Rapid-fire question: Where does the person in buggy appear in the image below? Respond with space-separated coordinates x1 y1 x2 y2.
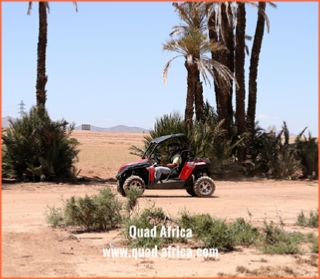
154 142 181 183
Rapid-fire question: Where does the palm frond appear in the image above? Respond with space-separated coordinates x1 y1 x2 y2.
209 59 238 89
162 55 182 85
27 2 32 15
73 2 78 12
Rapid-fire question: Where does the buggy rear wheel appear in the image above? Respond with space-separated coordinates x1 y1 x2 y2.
123 175 145 196
193 176 215 197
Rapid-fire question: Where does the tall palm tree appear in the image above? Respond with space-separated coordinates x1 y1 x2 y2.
27 2 78 110
163 2 236 132
234 2 247 161
206 1 275 161
246 2 276 156
172 2 207 125
27 2 49 109
206 2 238 136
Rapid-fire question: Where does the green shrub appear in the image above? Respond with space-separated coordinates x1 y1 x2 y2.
46 205 64 227
124 186 143 218
178 211 235 251
2 106 80 182
310 236 318 253
129 106 244 177
230 218 260 246
250 122 318 180
65 187 122 231
295 133 318 179
257 221 305 254
121 204 179 249
188 119 244 176
47 191 318 255
46 187 123 231
295 209 318 228
129 111 184 157
250 122 302 179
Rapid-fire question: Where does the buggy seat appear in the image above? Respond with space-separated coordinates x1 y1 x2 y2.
165 149 190 180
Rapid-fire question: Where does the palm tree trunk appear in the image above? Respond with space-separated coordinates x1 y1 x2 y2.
194 80 204 123
246 2 266 155
208 11 221 120
226 6 235 129
222 5 235 133
235 2 246 162
208 6 231 137
184 62 196 132
36 2 48 109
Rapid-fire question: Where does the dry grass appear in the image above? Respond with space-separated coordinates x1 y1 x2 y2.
72 131 146 178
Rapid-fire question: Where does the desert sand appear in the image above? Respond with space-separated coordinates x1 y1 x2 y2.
1 131 318 277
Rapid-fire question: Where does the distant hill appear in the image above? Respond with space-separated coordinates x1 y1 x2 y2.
1 116 148 132
75 124 149 133
2 117 302 135
276 130 297 137
2 116 16 128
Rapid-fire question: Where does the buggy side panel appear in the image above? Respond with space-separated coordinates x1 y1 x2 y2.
179 162 196 180
146 166 156 183
179 159 211 180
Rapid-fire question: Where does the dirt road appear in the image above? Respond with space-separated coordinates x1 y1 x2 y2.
2 179 318 277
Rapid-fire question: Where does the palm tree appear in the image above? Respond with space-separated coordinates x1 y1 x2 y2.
246 2 276 156
27 2 78 110
163 2 236 132
234 2 247 161
206 1 275 161
206 2 238 136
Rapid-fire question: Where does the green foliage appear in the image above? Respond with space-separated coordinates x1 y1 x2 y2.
151 111 186 137
47 189 317 256
295 132 318 179
179 211 214 235
130 108 316 179
188 120 244 175
249 122 318 180
121 204 179 249
178 210 316 255
2 106 80 182
229 218 260 246
46 205 64 227
250 122 302 179
124 186 143 218
310 235 318 253
257 221 306 254
129 111 184 157
179 211 236 251
295 209 318 228
130 105 244 177
46 187 123 231
64 187 123 231
179 212 259 251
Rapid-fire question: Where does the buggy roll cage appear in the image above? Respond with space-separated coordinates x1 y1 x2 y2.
141 133 192 160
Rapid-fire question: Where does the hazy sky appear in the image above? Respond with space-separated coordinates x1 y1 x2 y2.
2 1 318 135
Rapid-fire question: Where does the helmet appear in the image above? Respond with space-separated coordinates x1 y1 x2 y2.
168 143 180 154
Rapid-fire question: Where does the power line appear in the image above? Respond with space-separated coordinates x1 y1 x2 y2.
18 100 26 117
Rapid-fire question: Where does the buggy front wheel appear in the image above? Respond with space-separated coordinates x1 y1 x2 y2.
123 175 145 196
193 176 215 197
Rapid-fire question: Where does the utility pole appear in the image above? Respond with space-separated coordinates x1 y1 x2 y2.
18 100 26 117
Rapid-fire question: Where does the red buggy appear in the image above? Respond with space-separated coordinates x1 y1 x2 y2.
116 133 216 197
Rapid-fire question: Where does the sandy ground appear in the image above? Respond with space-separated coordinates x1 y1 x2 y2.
1 131 319 277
